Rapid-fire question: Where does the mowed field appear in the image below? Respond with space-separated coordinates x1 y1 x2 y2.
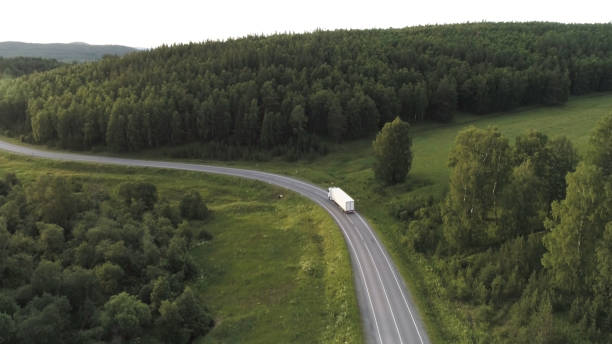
0 153 362 344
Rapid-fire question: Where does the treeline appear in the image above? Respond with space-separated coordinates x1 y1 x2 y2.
0 42 137 63
0 57 64 78
396 115 612 342
0 174 214 343
1 23 612 157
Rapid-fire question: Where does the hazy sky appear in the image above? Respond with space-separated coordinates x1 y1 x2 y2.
3 0 611 48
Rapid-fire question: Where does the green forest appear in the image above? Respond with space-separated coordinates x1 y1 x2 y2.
1 22 612 159
0 42 137 63
0 57 63 79
0 174 214 343
397 114 612 342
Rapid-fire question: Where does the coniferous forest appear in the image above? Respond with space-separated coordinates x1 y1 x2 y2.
0 22 611 159
0 57 64 79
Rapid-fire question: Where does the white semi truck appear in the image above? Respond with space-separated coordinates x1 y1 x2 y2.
328 187 355 213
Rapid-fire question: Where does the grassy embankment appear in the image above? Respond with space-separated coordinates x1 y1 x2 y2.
0 152 363 343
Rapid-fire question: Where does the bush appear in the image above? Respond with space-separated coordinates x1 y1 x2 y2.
179 191 209 220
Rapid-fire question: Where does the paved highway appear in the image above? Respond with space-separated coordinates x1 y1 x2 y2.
0 139 430 344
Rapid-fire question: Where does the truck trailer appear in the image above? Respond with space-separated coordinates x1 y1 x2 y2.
328 187 355 213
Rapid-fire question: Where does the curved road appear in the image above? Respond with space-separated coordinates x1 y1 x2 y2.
0 139 430 344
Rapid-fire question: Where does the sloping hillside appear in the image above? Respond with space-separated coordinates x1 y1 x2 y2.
0 41 137 62
0 57 64 78
0 23 611 158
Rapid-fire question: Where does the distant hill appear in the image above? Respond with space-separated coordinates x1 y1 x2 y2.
0 41 138 62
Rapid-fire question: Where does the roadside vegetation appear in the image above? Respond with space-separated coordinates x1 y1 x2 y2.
0 154 362 344
178 93 611 343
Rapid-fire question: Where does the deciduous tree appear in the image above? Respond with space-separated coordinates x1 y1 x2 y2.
443 127 512 249
372 117 413 184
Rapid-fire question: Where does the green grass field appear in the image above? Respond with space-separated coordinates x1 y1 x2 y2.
2 92 610 343
0 153 362 344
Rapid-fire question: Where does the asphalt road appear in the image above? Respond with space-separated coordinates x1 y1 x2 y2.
0 139 430 344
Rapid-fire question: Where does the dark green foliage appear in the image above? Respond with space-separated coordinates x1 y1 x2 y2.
372 117 413 185
542 163 611 294
26 175 78 229
179 190 209 220
514 130 578 204
0 293 18 315
501 161 547 238
399 122 611 342
15 294 71 344
37 223 64 258
398 82 428 122
588 114 612 176
154 287 212 343
2 23 612 156
61 266 98 308
31 260 62 296
443 126 512 250
172 287 214 339
0 173 214 343
0 57 63 78
118 181 158 217
429 76 457 122
101 292 151 340
547 136 580 201
0 312 16 343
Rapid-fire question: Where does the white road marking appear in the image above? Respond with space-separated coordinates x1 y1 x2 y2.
363 234 405 344
347 216 365 241
357 214 425 344
319 202 384 344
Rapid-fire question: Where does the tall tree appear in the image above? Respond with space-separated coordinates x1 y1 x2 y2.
443 127 512 249
430 76 457 122
542 163 611 294
106 100 129 152
100 292 151 340
372 117 413 185
587 114 612 176
26 175 77 229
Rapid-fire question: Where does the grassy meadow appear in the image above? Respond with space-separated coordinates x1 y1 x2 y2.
0 152 362 344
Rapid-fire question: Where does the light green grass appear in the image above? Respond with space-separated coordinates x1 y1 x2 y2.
193 185 360 343
0 152 363 344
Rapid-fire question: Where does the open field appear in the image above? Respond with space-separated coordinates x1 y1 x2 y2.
0 152 362 343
